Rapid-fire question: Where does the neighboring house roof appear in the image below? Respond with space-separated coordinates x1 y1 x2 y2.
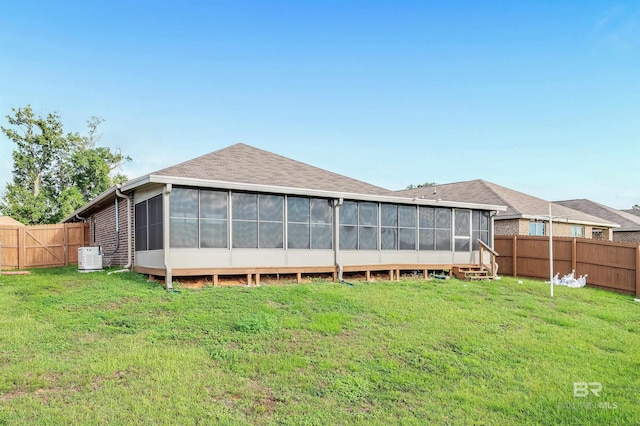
555 200 640 232
0 216 25 226
621 209 640 218
396 179 618 228
153 143 391 196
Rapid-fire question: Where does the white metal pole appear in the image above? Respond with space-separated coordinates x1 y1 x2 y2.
549 203 553 298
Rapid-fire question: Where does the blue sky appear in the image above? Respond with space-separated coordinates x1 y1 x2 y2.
1 1 638 208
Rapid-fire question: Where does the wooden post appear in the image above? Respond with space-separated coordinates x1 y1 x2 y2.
63 223 69 266
332 271 337 281
296 272 302 283
212 274 218 286
246 273 252 286
423 269 428 279
18 226 26 270
572 238 577 273
365 270 371 282
388 269 393 281
255 273 261 286
636 245 640 299
512 236 518 277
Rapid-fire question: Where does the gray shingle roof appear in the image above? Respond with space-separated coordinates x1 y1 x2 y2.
152 143 391 196
555 200 640 232
621 209 640 218
396 179 616 227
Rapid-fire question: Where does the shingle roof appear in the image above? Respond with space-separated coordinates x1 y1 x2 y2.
0 216 25 226
152 143 391 196
395 179 616 227
555 200 640 232
621 209 640 218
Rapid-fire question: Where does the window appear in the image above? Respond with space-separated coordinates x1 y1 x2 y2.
529 222 545 236
170 188 228 248
419 207 435 250
310 198 332 249
259 195 284 248
200 190 228 248
135 201 148 251
435 208 452 250
571 225 584 238
170 188 198 248
231 192 283 249
287 197 333 249
339 201 358 249
472 211 490 250
420 207 452 250
398 205 416 250
358 202 378 250
135 194 163 251
381 204 398 250
148 195 164 250
339 201 379 250
454 210 471 252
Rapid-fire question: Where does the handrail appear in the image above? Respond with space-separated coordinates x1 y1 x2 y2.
478 239 499 256
478 239 499 278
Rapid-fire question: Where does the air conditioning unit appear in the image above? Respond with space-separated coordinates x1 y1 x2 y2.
78 246 103 272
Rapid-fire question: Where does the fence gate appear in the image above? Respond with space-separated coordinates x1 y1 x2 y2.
0 223 89 270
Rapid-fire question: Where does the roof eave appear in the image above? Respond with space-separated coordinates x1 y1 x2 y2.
519 214 619 228
61 185 119 223
146 175 508 211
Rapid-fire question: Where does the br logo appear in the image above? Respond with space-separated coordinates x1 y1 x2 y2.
573 382 602 397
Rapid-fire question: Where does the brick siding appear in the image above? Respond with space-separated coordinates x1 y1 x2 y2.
89 196 134 267
495 218 600 239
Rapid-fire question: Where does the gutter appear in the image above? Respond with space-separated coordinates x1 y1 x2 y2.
333 198 344 282
115 186 132 269
163 184 173 290
126 174 507 212
107 186 133 275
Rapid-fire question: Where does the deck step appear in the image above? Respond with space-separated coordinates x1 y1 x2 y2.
452 266 493 281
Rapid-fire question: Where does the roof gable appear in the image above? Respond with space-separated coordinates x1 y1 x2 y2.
555 200 640 231
395 179 616 227
152 143 391 196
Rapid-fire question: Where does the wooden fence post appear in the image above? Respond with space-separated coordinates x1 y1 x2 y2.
636 245 640 299
513 236 518 277
63 223 68 266
18 226 26 270
572 238 577 273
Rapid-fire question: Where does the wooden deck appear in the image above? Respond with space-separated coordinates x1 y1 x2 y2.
134 264 475 285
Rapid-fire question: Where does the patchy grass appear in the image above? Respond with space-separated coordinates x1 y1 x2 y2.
0 267 639 424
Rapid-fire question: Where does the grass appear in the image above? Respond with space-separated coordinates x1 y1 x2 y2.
0 267 639 425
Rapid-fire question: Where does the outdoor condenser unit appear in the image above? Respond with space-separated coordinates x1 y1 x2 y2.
78 246 103 271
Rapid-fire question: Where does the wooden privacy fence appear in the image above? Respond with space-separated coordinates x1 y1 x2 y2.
495 235 640 297
0 223 89 270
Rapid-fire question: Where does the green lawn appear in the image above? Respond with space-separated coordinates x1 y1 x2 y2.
0 267 638 425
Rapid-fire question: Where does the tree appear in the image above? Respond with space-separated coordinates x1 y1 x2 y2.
406 182 437 190
633 205 640 210
1 106 131 224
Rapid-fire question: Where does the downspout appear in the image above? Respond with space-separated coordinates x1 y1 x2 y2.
163 184 173 290
333 198 344 282
107 187 133 274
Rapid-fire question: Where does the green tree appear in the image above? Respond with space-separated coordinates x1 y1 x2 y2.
406 182 437 190
1 106 130 224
